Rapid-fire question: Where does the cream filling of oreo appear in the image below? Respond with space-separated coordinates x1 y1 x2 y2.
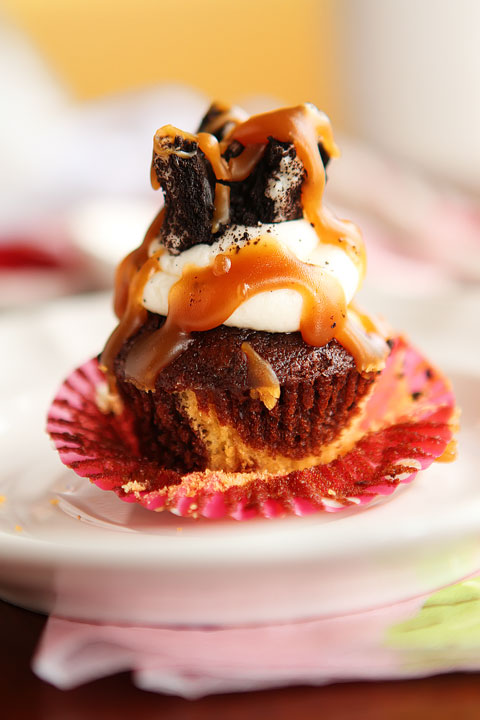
143 219 360 334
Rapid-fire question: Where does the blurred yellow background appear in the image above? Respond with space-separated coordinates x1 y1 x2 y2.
2 0 479 191
3 0 336 110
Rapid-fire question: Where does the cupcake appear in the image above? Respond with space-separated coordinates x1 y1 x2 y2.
100 103 389 475
47 102 457 518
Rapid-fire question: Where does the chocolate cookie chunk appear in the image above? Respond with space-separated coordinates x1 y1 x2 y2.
152 134 216 253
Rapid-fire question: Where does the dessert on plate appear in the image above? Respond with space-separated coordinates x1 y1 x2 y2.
47 102 457 519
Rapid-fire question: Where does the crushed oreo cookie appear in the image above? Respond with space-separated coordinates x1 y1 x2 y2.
226 138 305 225
153 105 332 254
152 134 216 254
197 102 248 141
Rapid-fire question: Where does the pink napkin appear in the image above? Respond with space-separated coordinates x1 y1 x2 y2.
33 574 480 698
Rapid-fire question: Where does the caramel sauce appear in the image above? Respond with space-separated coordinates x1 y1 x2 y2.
101 209 165 380
336 311 390 375
200 102 249 136
100 252 162 384
228 144 267 181
197 132 266 183
103 104 386 393
124 319 192 390
113 208 165 319
151 126 198 191
211 183 230 233
241 341 280 410
436 439 458 463
123 235 347 391
196 132 265 232
229 104 365 277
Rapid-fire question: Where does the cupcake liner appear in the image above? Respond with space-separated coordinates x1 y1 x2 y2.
47 337 457 520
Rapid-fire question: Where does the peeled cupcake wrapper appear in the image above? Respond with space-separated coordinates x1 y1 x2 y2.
47 337 456 520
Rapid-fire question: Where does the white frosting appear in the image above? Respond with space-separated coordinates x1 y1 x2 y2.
143 219 360 334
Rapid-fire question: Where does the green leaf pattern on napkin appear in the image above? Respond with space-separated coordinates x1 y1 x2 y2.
386 576 480 671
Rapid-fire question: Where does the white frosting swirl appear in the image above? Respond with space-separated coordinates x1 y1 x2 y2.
143 219 360 334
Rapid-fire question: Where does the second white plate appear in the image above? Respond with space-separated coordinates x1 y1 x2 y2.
0 292 479 626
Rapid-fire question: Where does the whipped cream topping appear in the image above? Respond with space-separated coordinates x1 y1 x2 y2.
143 219 360 334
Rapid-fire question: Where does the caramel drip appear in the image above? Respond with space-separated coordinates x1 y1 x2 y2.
200 102 249 136
211 183 230 233
196 132 265 231
228 144 267 181
113 208 165 319
230 104 365 277
151 130 267 234
197 132 266 183
100 252 162 382
153 125 198 156
101 209 165 381
150 159 160 191
241 341 281 410
336 311 390 375
436 439 457 463
151 125 198 190
124 321 193 390
124 235 347 391
106 105 384 393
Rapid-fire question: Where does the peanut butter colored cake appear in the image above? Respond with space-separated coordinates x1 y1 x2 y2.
100 103 391 475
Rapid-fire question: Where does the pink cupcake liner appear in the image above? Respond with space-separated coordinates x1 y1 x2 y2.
46 338 457 520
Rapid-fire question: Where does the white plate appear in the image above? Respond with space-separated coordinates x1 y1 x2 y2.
0 292 479 626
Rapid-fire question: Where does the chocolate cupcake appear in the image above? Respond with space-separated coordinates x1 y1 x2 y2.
48 102 458 520
101 103 391 476
114 319 377 474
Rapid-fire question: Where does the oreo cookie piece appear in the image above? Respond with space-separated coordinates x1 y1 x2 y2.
197 102 248 141
153 106 333 255
227 138 305 225
152 133 216 254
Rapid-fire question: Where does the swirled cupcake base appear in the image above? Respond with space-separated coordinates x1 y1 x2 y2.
46 337 457 520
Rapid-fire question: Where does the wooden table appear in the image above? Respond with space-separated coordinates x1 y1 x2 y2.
2 599 480 720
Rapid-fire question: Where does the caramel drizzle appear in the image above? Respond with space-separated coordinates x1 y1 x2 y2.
124 235 347 391
229 104 365 277
241 341 280 410
197 133 266 231
100 209 165 379
103 105 386 393
151 125 266 233
151 104 366 278
113 208 165 320
150 125 198 191
151 106 365 277
200 102 249 136
436 439 457 463
336 310 390 374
